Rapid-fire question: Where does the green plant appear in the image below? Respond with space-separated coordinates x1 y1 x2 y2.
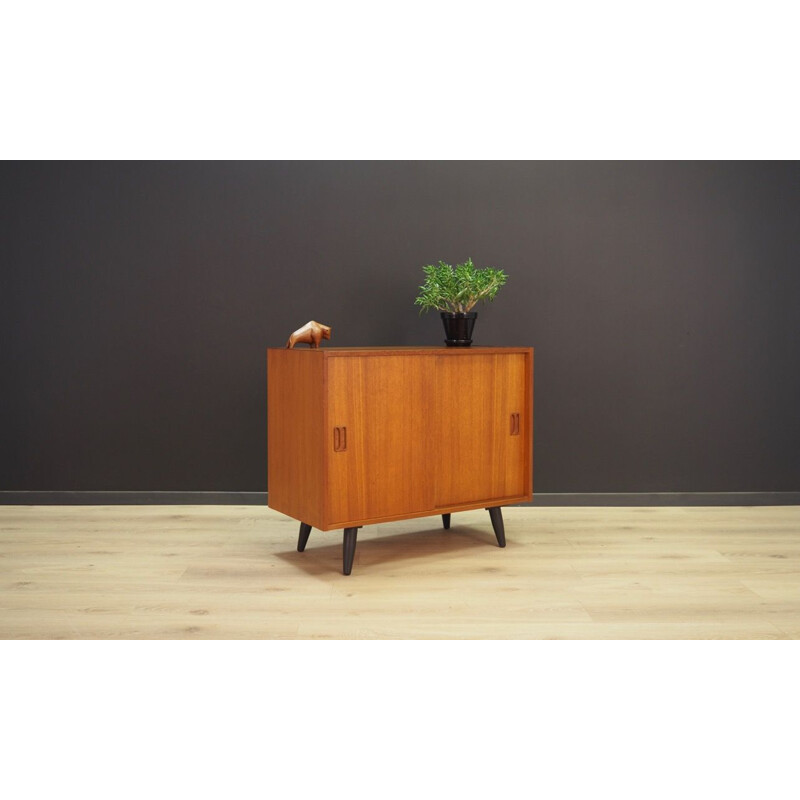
414 258 508 314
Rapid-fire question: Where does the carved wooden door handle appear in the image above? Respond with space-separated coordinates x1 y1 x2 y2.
333 426 347 452
510 413 520 436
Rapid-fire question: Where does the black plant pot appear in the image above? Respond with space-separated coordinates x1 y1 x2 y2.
441 312 477 347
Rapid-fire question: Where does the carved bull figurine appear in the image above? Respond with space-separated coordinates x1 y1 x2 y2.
286 320 332 349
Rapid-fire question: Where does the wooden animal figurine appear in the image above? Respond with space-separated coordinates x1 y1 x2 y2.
286 320 332 349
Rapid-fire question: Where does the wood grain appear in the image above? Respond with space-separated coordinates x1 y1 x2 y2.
326 354 434 525
1 505 798 639
267 347 533 532
266 349 325 528
433 353 529 507
320 347 533 355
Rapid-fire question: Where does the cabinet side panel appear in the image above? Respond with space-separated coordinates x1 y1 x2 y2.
528 349 534 498
267 350 324 527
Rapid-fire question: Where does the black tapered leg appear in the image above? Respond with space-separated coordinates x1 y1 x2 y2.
487 507 506 548
343 528 358 575
442 513 451 530
297 522 312 552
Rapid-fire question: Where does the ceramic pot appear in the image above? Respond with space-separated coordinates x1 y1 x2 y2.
440 312 477 347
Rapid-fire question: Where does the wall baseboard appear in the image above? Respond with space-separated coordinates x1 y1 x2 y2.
531 492 800 506
1 491 798 506
0 492 266 505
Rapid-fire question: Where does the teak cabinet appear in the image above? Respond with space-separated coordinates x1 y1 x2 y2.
267 347 533 574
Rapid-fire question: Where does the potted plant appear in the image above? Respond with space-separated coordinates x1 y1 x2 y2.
414 258 508 346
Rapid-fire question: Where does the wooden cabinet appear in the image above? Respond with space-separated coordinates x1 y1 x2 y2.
267 347 533 574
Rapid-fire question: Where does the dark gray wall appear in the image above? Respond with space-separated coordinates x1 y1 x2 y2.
2 162 799 494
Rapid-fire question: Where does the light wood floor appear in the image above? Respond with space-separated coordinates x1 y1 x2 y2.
1 505 798 639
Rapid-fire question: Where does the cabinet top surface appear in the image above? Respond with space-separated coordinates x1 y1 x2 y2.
268 346 533 355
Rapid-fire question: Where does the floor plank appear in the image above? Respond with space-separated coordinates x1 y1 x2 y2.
1 505 798 639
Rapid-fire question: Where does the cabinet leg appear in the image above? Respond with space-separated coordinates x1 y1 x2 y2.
442 513 451 530
343 528 358 575
297 522 312 552
487 507 506 548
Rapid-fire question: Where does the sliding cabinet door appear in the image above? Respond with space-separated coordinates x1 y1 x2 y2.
325 355 434 526
434 353 528 508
